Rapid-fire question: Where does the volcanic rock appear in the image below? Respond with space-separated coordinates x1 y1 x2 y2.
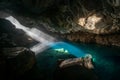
54 57 99 80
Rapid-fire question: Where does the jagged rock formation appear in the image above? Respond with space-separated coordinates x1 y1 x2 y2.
21 0 56 13
0 0 120 47
38 0 120 34
59 31 120 46
18 0 120 46
0 1 120 80
54 57 98 80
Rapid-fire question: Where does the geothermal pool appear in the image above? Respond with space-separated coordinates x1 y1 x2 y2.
22 42 120 80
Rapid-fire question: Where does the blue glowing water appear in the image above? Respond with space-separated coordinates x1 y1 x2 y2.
30 41 120 80
50 42 86 57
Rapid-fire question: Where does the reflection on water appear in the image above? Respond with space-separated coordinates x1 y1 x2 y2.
23 42 120 80
2 13 120 80
49 42 86 57
71 42 120 80
34 42 120 80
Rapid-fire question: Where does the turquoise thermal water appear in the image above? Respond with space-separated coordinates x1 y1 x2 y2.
50 42 86 57
32 41 120 80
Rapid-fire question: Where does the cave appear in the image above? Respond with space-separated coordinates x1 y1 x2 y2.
0 0 120 80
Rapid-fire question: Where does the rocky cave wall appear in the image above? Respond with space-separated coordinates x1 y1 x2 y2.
20 0 120 33
0 0 120 46
0 1 120 80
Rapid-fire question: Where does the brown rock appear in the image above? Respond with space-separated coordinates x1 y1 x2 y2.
54 57 99 80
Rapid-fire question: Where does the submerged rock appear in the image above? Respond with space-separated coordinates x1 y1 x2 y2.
54 57 98 80
0 47 35 79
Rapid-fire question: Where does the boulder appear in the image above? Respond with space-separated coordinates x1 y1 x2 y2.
54 57 99 80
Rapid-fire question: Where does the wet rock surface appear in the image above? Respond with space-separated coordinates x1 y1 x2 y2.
60 32 120 47
54 57 98 80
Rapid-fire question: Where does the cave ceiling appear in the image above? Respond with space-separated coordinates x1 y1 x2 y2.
0 0 120 34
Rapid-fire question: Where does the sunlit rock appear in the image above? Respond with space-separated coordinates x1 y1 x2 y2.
0 0 120 47
78 14 102 30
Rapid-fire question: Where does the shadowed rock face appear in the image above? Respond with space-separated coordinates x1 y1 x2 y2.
0 0 120 46
0 47 35 80
32 0 120 34
0 18 37 80
54 57 99 80
0 1 119 80
54 65 98 80
21 0 56 13
0 18 37 47
60 31 120 47
0 13 44 80
9 0 120 46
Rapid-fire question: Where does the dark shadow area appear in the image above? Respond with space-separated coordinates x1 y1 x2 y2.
54 65 99 80
0 1 120 80
0 18 39 48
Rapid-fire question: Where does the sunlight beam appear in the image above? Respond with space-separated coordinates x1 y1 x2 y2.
5 16 56 55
